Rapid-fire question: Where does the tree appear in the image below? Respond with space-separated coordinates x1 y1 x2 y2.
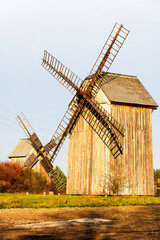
154 169 160 182
0 161 24 192
104 160 130 195
50 166 67 193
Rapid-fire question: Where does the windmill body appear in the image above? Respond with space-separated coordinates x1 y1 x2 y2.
67 73 158 195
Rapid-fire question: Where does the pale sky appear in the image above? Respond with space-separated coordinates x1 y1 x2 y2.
0 0 159 175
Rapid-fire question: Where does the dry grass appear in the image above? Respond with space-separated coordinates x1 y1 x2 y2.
0 193 160 208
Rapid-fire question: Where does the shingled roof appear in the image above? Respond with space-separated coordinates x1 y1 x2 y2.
8 139 33 158
101 73 158 109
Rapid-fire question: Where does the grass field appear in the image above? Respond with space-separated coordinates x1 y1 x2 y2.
0 193 160 208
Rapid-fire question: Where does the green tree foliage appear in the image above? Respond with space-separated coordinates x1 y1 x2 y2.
0 161 50 193
50 166 67 193
154 169 160 182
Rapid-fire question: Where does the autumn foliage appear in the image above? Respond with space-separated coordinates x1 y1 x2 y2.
0 161 50 193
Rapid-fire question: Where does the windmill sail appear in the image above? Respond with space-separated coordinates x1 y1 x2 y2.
17 113 54 172
50 97 85 162
42 50 83 94
41 23 129 163
89 23 129 76
24 153 38 168
80 99 123 158
86 23 130 95
84 97 124 136
17 113 43 151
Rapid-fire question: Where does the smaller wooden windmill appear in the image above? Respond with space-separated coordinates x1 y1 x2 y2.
16 113 65 190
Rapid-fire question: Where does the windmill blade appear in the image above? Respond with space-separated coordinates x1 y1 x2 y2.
17 113 43 152
17 112 57 153
48 107 73 163
86 23 129 95
17 113 54 170
24 153 38 168
42 50 83 94
84 97 124 137
40 155 54 174
80 98 123 158
69 94 124 158
50 97 85 163
44 139 57 153
90 23 129 76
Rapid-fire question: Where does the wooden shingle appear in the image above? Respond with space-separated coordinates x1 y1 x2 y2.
101 73 158 109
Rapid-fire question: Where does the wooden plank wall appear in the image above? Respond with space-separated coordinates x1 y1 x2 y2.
109 105 154 195
67 114 107 195
67 90 109 195
11 157 26 166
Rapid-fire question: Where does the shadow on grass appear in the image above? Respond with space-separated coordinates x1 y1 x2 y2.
18 210 113 240
19 235 62 240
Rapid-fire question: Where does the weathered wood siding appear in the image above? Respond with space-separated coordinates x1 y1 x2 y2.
67 92 154 195
67 90 110 195
109 104 154 195
67 115 107 195
11 157 26 166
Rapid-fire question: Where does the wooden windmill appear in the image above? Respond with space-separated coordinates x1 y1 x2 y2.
16 112 65 190
40 23 130 190
17 23 129 192
41 22 158 196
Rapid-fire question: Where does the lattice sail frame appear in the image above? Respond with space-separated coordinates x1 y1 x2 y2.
89 23 129 76
41 23 129 164
42 50 83 95
81 23 130 95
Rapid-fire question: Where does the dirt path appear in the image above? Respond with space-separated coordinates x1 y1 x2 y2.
0 206 160 239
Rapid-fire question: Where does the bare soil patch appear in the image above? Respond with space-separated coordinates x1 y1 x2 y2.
0 206 160 239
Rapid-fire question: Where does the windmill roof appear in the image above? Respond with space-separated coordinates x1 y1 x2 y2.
8 139 33 158
101 73 158 108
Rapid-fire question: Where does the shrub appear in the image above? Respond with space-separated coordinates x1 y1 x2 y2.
0 161 24 192
0 180 11 193
23 168 49 194
0 161 49 193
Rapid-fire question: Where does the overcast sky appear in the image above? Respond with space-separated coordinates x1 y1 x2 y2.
0 0 159 174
